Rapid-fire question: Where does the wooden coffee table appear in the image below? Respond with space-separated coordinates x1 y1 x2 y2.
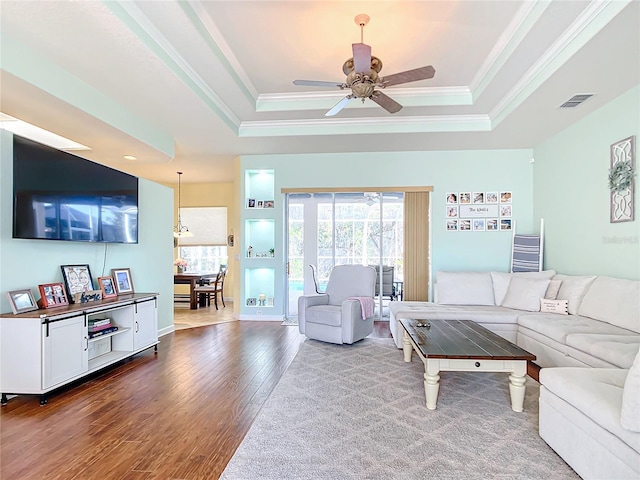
400 319 536 412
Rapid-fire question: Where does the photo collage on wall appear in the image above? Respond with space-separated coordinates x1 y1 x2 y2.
445 191 512 231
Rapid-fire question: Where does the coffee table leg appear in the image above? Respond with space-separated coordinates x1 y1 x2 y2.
508 362 527 412
402 330 413 362
424 360 441 410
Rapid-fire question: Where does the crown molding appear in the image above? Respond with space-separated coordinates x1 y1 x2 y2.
239 114 490 137
490 0 630 127
470 0 551 101
106 0 240 131
180 1 258 103
256 87 473 112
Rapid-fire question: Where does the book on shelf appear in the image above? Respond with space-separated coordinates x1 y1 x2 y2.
88 326 118 338
89 323 114 333
89 318 111 327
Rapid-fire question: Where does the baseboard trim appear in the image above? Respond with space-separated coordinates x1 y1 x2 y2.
158 325 175 337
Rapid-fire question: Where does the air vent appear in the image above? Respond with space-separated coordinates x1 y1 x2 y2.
559 94 594 108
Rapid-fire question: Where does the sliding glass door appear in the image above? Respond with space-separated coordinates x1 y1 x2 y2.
286 192 403 319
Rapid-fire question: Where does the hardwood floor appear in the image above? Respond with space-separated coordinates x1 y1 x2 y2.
1 320 392 480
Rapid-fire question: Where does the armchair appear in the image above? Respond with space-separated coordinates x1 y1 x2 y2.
298 265 376 344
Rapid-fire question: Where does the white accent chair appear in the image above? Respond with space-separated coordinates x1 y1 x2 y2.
298 265 376 345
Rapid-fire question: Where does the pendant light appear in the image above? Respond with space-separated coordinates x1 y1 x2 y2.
173 171 193 238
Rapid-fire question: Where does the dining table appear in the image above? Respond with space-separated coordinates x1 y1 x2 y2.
174 272 218 309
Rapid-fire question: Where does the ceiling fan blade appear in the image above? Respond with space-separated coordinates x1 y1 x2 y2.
371 91 403 114
293 80 346 88
352 43 372 74
325 95 354 117
380 65 436 87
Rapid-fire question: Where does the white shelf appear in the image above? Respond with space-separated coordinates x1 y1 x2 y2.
88 350 131 371
88 327 130 343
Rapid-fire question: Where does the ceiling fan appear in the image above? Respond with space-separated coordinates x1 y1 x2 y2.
293 14 436 117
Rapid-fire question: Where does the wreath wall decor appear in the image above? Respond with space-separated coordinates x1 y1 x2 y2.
609 135 635 223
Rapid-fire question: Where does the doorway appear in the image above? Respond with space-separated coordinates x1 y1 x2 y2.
286 191 404 320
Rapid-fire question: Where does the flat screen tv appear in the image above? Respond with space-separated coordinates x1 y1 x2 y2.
13 135 139 243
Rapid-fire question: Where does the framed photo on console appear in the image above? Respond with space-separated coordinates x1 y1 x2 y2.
111 268 134 295
98 276 118 298
6 289 38 314
38 282 69 308
61 264 94 303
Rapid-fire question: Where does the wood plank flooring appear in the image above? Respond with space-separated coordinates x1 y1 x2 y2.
1 319 391 480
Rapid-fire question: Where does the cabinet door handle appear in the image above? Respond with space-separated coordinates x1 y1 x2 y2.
135 321 139 333
84 336 88 351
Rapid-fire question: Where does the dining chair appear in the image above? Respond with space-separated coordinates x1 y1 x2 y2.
193 270 226 309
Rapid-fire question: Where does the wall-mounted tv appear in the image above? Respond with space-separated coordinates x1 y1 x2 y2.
12 135 139 243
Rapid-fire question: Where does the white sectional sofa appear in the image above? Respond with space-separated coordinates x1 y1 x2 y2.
389 270 640 479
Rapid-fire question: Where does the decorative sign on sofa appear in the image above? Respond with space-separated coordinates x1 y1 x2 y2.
609 135 635 223
446 191 512 231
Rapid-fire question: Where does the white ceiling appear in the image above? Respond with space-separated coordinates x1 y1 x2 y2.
1 1 638 184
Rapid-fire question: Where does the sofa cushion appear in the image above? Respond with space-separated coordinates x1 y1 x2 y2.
578 276 640 334
436 271 495 305
554 274 597 315
490 270 556 305
565 334 640 369
517 313 634 344
621 350 640 432
540 367 639 455
545 279 562 300
306 305 342 327
390 302 525 325
501 277 551 312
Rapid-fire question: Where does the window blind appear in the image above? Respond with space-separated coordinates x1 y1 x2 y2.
178 207 227 246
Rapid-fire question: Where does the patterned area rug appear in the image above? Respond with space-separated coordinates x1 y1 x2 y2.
221 338 579 480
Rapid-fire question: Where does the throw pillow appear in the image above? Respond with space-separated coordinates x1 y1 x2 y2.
554 274 597 315
540 298 569 315
490 270 556 306
545 279 562 300
621 349 640 432
436 271 495 305
501 277 551 312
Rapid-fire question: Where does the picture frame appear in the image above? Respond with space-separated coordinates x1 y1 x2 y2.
61 264 94 303
446 206 458 218
486 219 499 231
256 200 264 208
6 289 38 314
459 192 471 204
264 200 274 208
446 193 458 204
500 191 512 203
472 192 485 204
486 192 498 204
247 198 256 208
111 268 134 295
38 282 69 308
98 276 118 298
473 219 486 231
500 219 512 230
500 204 512 217
446 220 458 231
459 219 471 231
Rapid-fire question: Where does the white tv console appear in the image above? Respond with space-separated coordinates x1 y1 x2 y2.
0 293 158 405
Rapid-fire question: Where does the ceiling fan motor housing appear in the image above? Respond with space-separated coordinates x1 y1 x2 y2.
343 55 382 98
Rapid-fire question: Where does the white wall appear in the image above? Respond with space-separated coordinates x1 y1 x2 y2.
533 85 640 280
0 130 175 331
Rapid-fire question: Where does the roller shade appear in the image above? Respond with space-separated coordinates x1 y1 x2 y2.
178 207 227 246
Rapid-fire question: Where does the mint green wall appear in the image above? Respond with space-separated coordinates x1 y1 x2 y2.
0 130 175 331
242 149 534 280
533 85 640 280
